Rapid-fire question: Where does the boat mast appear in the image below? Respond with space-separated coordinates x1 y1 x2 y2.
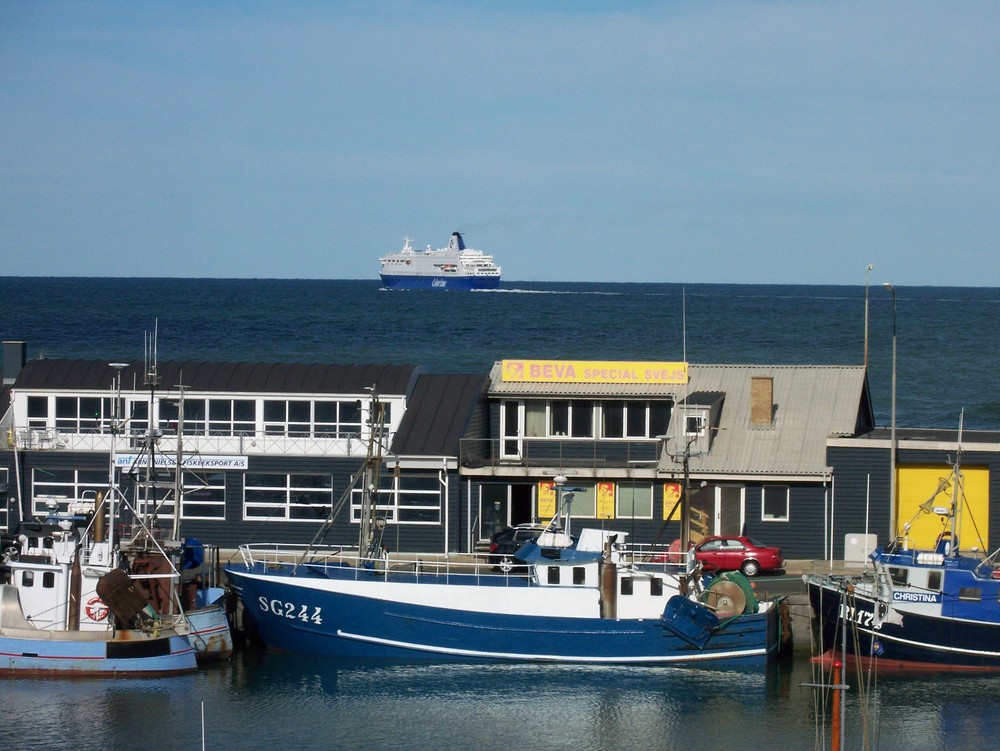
359 387 386 560
950 409 965 557
171 384 186 542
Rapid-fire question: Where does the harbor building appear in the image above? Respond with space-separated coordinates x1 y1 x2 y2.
2 341 998 562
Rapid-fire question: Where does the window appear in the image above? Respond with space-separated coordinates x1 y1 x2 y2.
573 567 586 585
525 402 546 437
560 485 596 518
54 396 115 433
244 473 333 521
651 578 663 597
685 414 706 435
27 396 48 428
548 400 593 438
959 587 982 602
0 468 9 531
263 399 371 438
159 398 207 435
208 399 255 435
349 471 442 526
602 401 673 439
618 482 653 519
32 468 108 516
180 471 227 520
621 577 634 595
761 486 790 522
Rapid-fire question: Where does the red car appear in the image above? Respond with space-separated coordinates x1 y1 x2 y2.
693 535 784 577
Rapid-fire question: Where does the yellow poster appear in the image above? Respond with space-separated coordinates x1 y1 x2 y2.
597 482 615 520
537 481 557 520
663 482 682 520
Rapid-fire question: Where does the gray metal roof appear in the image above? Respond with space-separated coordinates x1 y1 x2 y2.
391 374 489 457
12 358 421 396
674 364 870 478
488 360 870 478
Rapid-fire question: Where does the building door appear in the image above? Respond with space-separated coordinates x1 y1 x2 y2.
480 485 507 540
717 485 745 536
500 401 521 458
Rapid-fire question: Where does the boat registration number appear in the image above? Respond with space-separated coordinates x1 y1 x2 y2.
839 602 877 629
258 597 323 624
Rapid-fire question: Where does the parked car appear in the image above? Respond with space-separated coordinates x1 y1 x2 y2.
693 535 784 577
488 524 551 569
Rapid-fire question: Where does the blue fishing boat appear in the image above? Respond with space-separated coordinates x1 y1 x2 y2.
806 413 1000 670
226 394 790 666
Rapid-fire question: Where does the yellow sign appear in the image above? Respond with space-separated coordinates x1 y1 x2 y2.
502 359 688 385
537 481 557 520
663 482 682 520
597 482 615 520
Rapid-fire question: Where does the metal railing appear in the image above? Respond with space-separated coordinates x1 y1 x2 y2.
459 437 660 473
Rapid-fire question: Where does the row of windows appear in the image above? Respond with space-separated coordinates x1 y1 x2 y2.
30 468 435 524
504 400 673 440
26 396 382 439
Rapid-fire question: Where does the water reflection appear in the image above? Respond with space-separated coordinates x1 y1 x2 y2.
4 653 1000 751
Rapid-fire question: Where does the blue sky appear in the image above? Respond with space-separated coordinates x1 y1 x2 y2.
2 1 997 285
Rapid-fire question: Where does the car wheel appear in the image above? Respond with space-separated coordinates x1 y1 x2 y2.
741 559 760 577
498 556 514 573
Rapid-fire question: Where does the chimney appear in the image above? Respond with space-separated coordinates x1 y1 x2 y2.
3 341 27 385
750 376 774 426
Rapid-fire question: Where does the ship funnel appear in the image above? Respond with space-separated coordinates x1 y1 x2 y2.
449 232 465 251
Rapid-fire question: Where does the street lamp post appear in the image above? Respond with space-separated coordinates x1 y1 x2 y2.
883 283 897 544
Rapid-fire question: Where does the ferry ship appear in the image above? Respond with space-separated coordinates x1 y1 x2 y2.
379 232 501 290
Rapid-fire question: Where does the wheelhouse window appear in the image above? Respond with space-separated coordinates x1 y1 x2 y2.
761 485 790 522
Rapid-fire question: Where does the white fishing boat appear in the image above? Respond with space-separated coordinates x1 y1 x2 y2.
116 337 233 661
0 368 197 676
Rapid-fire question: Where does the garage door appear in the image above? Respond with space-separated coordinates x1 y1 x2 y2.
896 465 989 552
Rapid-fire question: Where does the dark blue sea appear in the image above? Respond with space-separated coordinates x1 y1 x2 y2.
2 277 999 750
2 278 999 430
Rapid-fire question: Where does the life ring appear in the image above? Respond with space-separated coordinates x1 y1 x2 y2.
85 596 109 622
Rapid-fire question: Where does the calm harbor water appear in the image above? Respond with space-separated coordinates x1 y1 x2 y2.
1 277 999 749
3 647 1000 751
